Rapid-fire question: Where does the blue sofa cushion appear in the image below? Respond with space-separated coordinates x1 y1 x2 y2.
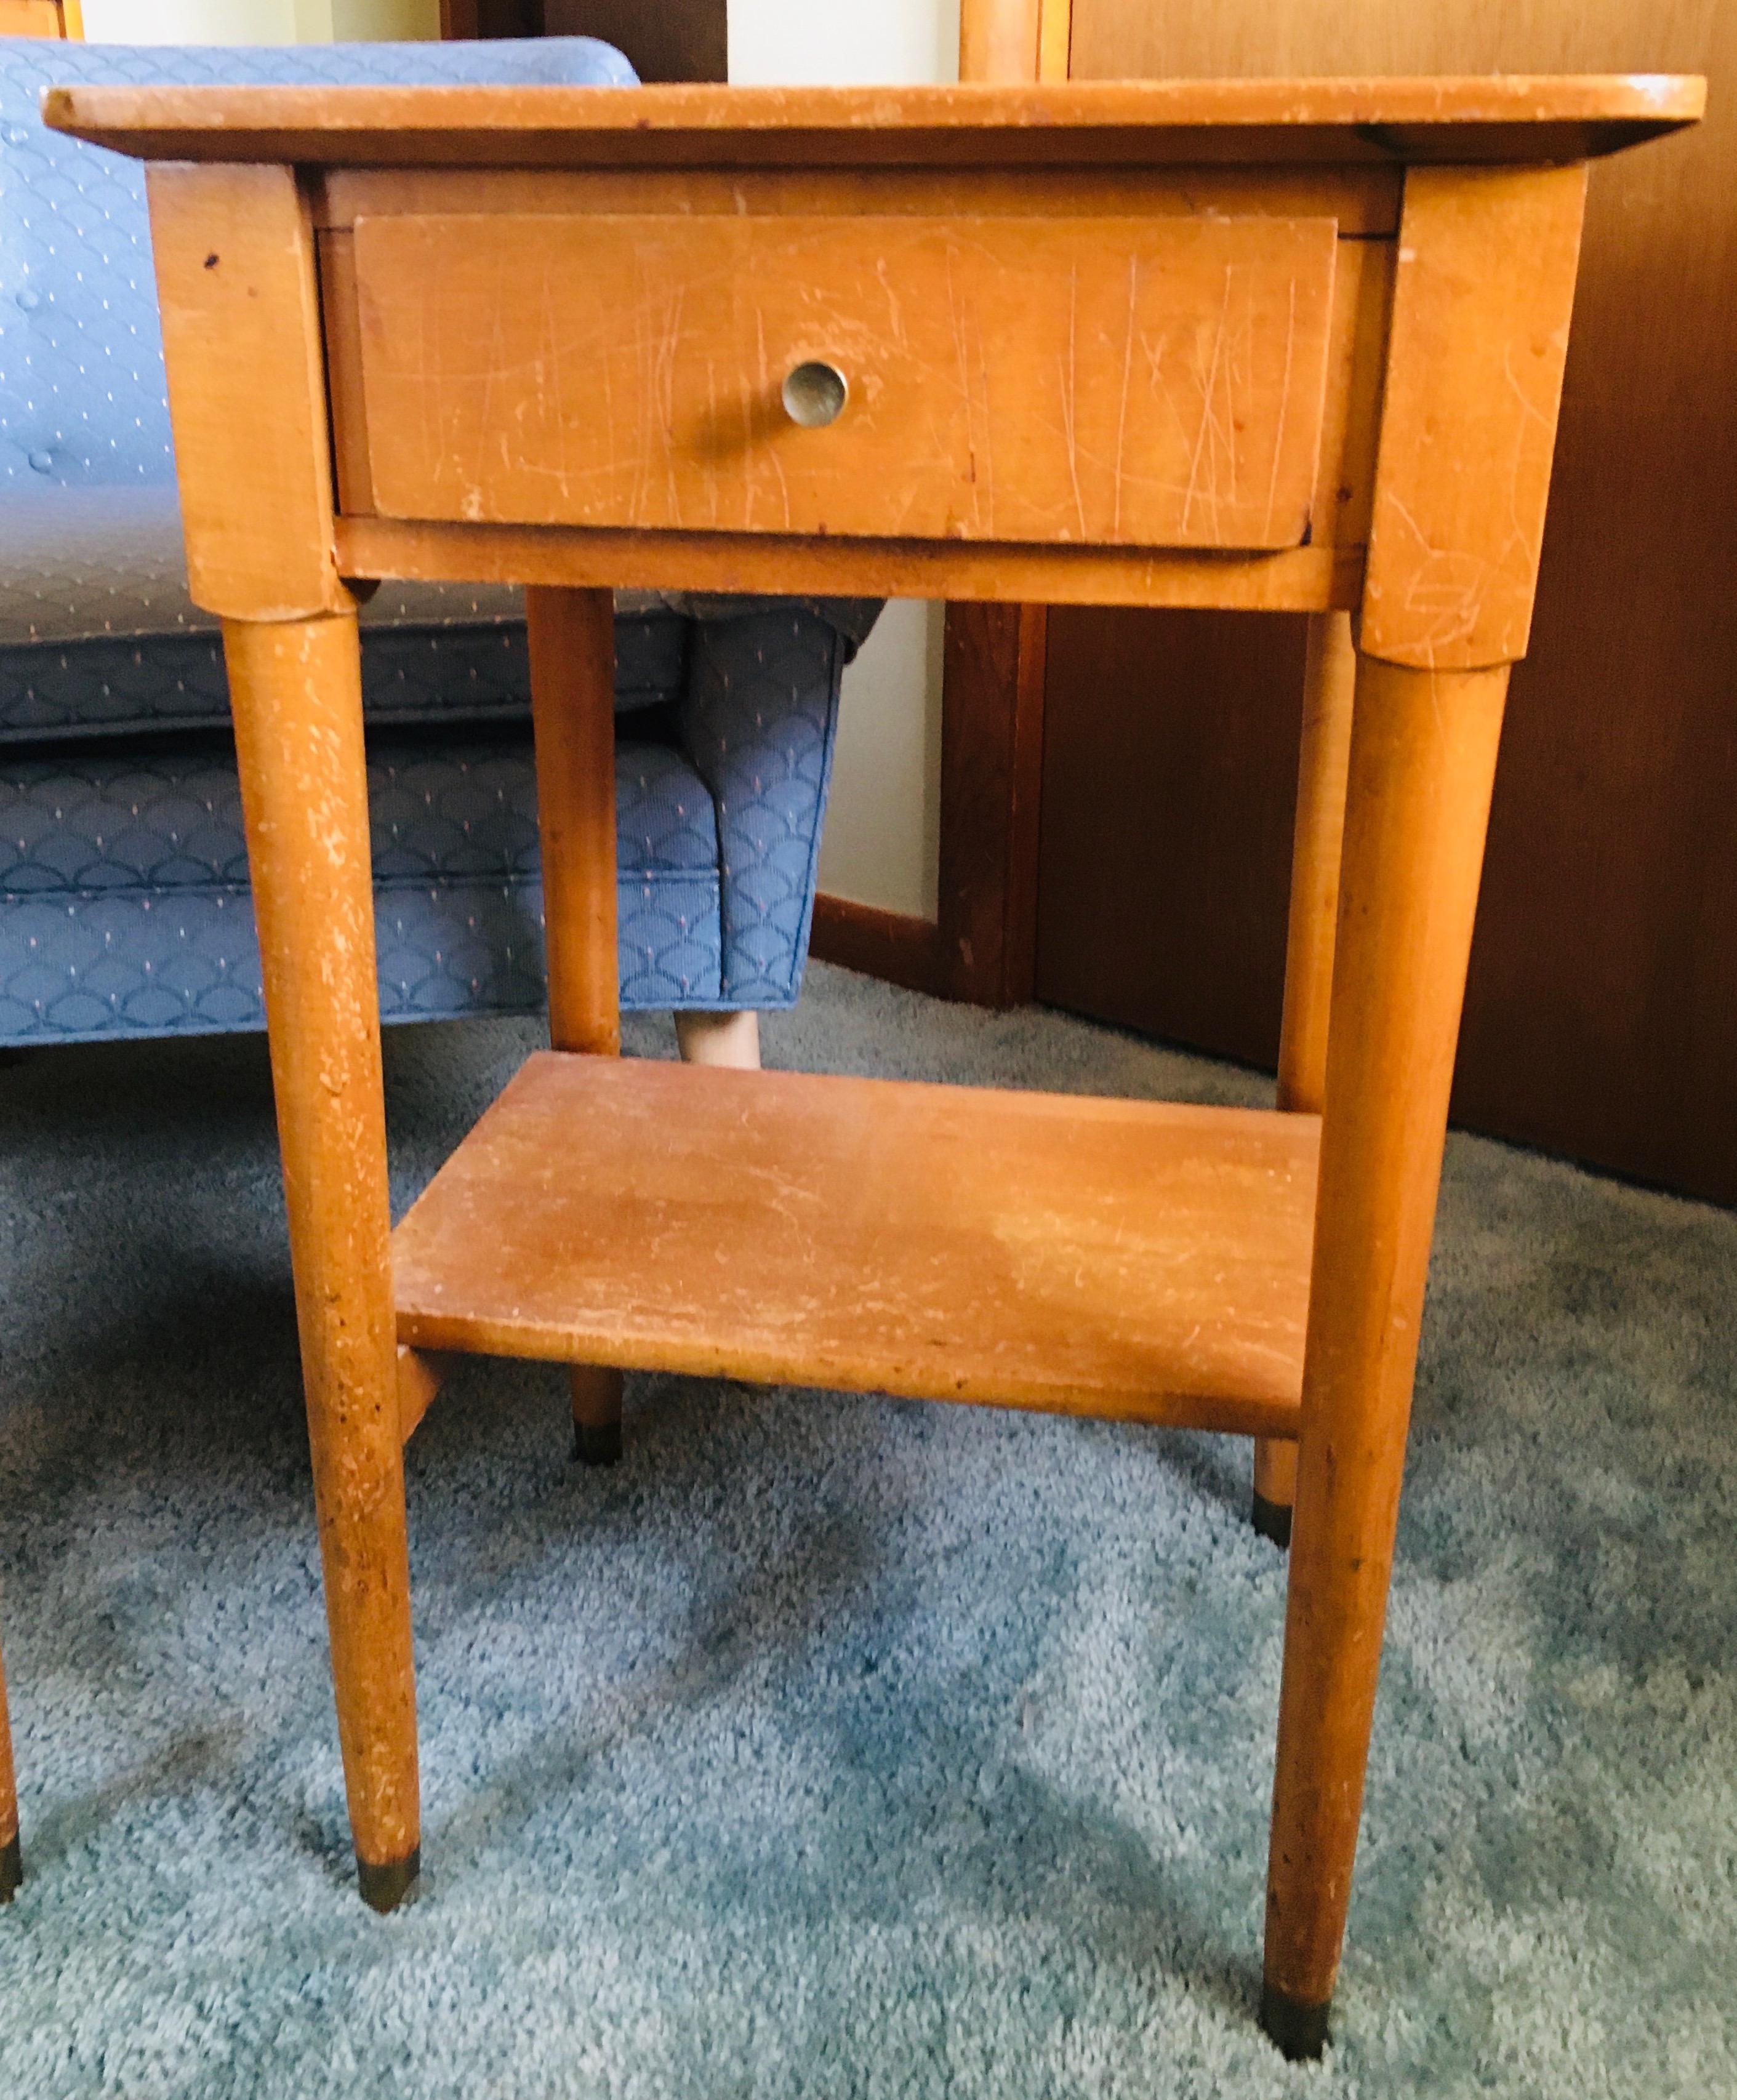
0 483 530 646
0 866 725 1040
0 726 725 1040
0 596 857 1035
0 731 720 894
0 607 688 743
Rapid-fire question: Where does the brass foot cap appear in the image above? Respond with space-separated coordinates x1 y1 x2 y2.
0 1833 20 1904
573 1421 623 1468
356 1846 420 1914
1251 1491 1293 1550
1261 1981 1330 2061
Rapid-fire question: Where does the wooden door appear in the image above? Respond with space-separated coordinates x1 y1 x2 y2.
1038 0 1737 1205
439 0 726 80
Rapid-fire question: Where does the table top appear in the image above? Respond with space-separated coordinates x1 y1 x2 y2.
46 75 1704 172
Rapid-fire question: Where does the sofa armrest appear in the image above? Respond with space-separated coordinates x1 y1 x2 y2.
678 605 873 1007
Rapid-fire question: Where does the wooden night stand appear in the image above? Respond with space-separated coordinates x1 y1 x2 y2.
48 74 1700 2056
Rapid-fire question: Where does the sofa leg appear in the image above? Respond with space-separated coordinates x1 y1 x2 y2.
675 1011 761 1069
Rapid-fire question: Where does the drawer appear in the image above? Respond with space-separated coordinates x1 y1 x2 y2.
348 210 1338 551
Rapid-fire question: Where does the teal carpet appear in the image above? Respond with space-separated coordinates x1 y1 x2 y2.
0 964 1732 2098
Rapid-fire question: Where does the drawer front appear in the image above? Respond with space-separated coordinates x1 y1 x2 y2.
350 210 1338 551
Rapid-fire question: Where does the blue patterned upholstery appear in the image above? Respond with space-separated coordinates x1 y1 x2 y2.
0 34 878 1037
684 610 846 1006
0 729 728 1039
0 591 862 1039
0 611 689 743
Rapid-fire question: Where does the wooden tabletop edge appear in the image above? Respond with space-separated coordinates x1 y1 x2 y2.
42 74 1707 140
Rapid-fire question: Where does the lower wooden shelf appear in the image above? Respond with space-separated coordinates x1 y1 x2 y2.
391 1053 1318 1438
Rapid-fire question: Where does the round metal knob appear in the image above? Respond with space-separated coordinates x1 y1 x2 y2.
781 359 848 429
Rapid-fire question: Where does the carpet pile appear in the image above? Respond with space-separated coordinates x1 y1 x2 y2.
0 964 1731 2096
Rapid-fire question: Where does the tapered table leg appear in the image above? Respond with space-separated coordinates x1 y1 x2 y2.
1262 654 1510 2056
526 585 627 1465
1257 609 1359 1547
225 611 419 1912
0 1633 20 1902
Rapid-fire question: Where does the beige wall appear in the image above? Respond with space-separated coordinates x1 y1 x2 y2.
324 0 436 36
731 0 957 921
81 0 436 40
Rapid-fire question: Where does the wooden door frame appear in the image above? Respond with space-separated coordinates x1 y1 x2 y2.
0 0 82 36
440 0 542 36
936 0 1069 1006
814 0 1070 1006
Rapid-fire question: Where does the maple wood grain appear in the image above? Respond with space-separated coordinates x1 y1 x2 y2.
312 163 1405 236
352 209 1337 551
1360 164 1590 669
396 1345 455 1443
393 1054 1318 1437
223 612 418 1894
46 77 1703 171
1255 606 1359 1528
1267 656 1511 2026
334 515 1355 609
525 585 620 1057
145 165 353 624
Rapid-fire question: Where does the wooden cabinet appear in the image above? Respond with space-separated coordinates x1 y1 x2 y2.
1038 0 1737 1204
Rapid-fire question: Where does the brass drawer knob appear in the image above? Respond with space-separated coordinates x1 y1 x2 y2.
781 359 848 429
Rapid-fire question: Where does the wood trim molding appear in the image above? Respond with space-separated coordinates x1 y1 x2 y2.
933 0 1072 1008
810 894 950 999
937 601 1047 1003
1038 0 1072 82
443 0 727 76
542 0 727 81
0 0 75 35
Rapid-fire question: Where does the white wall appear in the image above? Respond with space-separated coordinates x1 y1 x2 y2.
81 0 436 41
729 0 958 89
82 0 290 36
731 0 958 921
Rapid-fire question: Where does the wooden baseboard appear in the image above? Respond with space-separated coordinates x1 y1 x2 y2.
937 601 1048 1010
810 894 950 999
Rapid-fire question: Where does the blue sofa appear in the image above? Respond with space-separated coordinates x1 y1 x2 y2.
0 36 877 1045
